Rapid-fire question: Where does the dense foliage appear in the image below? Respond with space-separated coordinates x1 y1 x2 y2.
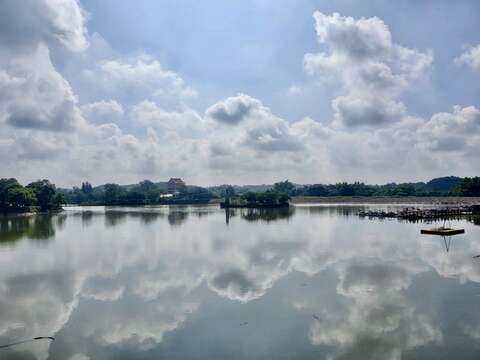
211 177 479 198
240 191 290 207
294 177 478 197
61 181 214 205
0 178 64 213
2 175 479 213
452 177 480 196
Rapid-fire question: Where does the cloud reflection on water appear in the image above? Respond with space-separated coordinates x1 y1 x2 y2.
0 205 479 359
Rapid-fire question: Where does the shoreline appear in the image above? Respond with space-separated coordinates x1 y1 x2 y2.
2 197 480 215
291 196 480 205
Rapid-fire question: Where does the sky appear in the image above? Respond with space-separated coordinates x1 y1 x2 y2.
0 0 479 187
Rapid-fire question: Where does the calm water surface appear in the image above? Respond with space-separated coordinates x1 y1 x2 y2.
1 204 480 359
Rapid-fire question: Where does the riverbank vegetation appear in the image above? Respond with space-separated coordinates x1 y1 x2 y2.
212 177 480 198
2 176 479 213
61 180 214 205
0 178 64 213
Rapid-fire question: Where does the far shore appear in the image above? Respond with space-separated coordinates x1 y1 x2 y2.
291 196 480 205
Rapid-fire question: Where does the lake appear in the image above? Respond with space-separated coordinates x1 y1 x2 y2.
1 204 480 359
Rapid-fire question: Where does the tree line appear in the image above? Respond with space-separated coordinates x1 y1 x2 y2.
0 178 64 213
268 177 480 197
61 180 213 205
2 176 479 213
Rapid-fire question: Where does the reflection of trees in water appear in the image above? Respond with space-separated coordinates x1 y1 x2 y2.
297 205 366 217
105 210 166 227
81 210 94 227
104 211 128 227
133 211 164 224
225 207 295 223
168 211 189 226
0 214 57 244
467 215 480 226
103 207 214 228
69 210 104 228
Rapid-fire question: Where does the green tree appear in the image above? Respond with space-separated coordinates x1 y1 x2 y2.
0 178 21 210
125 189 146 205
138 180 162 204
81 181 93 195
139 180 156 193
6 186 36 210
27 180 59 211
103 184 126 205
0 178 37 211
305 184 329 196
243 192 258 204
273 180 295 195
454 177 480 196
224 185 235 204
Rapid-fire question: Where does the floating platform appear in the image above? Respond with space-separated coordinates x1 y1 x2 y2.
421 227 465 236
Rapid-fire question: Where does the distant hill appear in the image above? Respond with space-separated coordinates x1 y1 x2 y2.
423 176 462 193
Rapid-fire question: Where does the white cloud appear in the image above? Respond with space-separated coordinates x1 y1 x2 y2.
206 94 305 152
304 12 432 129
332 95 406 127
0 4 478 186
0 0 88 52
205 93 262 125
0 0 87 134
417 105 480 152
455 44 480 71
82 55 197 107
0 45 84 131
131 100 203 135
81 100 124 124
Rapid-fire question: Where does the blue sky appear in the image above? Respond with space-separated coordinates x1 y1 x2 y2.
1 0 479 186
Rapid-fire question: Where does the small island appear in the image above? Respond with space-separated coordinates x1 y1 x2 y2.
220 186 290 209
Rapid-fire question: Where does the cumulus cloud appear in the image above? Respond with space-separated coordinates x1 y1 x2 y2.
0 4 478 186
417 105 480 152
332 95 406 127
205 93 262 125
206 94 305 153
296 11 480 180
0 45 84 131
0 0 87 133
304 12 432 129
81 100 124 124
81 55 197 107
131 100 203 135
455 44 480 71
16 132 68 160
0 0 88 53
200 94 327 183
